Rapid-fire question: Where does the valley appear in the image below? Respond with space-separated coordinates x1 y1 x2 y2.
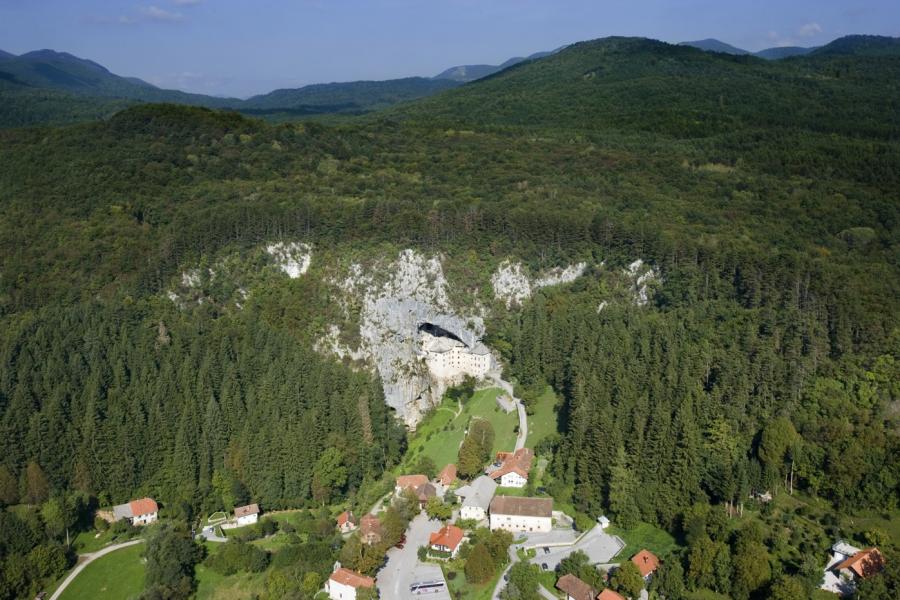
0 25 898 600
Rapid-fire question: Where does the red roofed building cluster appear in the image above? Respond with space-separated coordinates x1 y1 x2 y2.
336 510 358 534
359 514 382 546
438 463 457 486
112 497 158 526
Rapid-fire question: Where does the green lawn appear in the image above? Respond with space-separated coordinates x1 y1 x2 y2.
195 564 266 600
71 528 133 554
442 563 505 600
525 386 559 448
403 387 518 471
59 543 145 600
606 522 680 560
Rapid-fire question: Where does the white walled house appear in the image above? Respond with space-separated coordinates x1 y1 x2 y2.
234 503 260 526
326 567 375 600
489 496 552 533
489 448 534 489
112 497 159 526
457 475 498 521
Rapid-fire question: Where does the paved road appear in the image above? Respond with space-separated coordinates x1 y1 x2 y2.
489 373 527 451
530 527 624 572
49 539 145 600
198 525 228 543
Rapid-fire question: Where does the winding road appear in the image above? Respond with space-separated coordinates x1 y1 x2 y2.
489 372 528 451
49 538 145 600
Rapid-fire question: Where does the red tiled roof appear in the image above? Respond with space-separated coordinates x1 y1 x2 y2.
234 503 259 518
439 463 457 485
337 510 356 527
555 573 595 600
429 525 465 551
360 514 381 536
396 474 429 490
835 548 884 579
490 448 534 481
631 549 659 577
129 497 158 516
330 567 374 588
597 589 625 600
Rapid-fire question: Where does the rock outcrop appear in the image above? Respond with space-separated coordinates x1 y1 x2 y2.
321 250 487 425
491 260 587 307
266 242 311 278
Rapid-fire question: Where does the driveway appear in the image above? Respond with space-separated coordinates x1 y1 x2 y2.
530 527 624 572
198 525 227 543
376 513 450 599
49 539 145 600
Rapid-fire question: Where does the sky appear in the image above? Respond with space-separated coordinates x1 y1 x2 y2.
0 0 898 98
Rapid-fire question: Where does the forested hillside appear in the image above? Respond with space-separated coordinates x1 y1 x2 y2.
0 35 898 598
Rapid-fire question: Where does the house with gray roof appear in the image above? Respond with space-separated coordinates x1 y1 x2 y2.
456 475 497 521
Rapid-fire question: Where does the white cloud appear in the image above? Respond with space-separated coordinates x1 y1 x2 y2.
140 5 184 22
798 22 823 37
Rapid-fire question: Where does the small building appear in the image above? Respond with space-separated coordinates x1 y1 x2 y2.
631 549 659 580
821 543 884 595
597 515 611 530
112 497 159 526
360 514 382 546
429 524 465 558
415 482 437 508
234 503 260 527
421 333 492 380
489 448 534 488
597 589 625 600
326 567 375 600
456 475 497 521
395 474 429 495
337 510 358 534
489 496 552 533
438 463 457 486
555 573 596 600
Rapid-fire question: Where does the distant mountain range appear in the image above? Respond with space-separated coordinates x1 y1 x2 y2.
433 49 559 82
1 34 898 128
679 38 817 59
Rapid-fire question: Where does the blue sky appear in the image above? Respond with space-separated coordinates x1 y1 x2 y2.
0 0 897 98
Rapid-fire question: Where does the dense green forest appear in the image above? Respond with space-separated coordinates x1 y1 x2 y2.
0 35 898 598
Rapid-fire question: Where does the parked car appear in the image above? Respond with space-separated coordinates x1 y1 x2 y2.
542 546 551 554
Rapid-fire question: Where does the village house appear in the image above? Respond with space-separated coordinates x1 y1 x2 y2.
821 541 884 595
489 447 534 488
395 474 429 495
415 482 437 508
234 503 260 526
456 475 497 521
326 567 375 600
337 510 358 534
359 514 382 546
421 333 492 380
112 497 158 526
438 463 457 486
489 496 552 533
429 524 466 558
556 573 596 600
631 549 659 580
597 589 626 600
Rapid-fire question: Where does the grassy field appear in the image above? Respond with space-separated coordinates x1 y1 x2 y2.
403 387 518 471
195 564 266 600
443 564 505 600
525 386 560 448
59 543 145 600
606 522 680 560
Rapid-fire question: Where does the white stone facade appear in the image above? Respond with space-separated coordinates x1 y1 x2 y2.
421 333 491 380
326 579 359 600
132 511 158 526
489 512 552 533
498 471 528 488
236 513 258 527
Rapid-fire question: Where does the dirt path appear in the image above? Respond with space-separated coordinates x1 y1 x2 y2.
488 373 528 451
49 538 145 600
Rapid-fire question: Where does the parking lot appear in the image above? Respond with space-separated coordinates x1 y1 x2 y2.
528 526 624 572
376 513 451 599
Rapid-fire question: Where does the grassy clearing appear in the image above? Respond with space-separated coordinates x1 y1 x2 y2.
525 386 559 448
194 564 266 600
59 543 145 600
442 564 505 600
71 528 132 554
606 522 680 560
403 387 518 471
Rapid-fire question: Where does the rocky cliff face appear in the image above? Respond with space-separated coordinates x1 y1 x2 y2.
491 260 587 307
319 250 486 425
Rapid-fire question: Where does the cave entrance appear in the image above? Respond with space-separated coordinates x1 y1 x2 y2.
417 322 468 347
